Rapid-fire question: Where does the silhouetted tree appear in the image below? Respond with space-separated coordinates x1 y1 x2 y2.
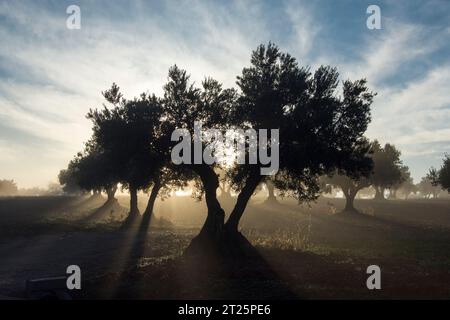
58 145 117 201
426 167 441 198
369 141 404 200
356 186 376 199
87 84 164 218
417 176 437 199
323 140 373 213
224 43 374 236
162 65 236 249
165 43 374 254
389 165 412 199
47 182 63 195
418 167 442 199
439 155 450 193
397 173 417 199
58 167 82 195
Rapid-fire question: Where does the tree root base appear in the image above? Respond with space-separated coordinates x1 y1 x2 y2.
184 229 258 261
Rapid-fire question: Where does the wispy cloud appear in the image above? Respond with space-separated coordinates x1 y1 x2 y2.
344 20 442 85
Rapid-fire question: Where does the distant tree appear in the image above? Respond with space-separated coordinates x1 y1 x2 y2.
217 168 232 201
323 141 373 213
356 186 376 199
18 187 46 196
427 167 441 198
142 166 192 218
87 84 193 222
219 180 232 199
417 174 440 199
397 173 417 199
318 176 334 196
0 179 18 196
389 165 412 199
369 141 404 200
325 174 371 213
417 177 432 199
47 182 63 195
58 166 83 195
86 85 165 218
417 167 442 199
439 155 450 193
264 180 278 204
58 146 117 200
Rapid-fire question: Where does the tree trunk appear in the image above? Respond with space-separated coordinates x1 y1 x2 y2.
343 190 356 212
185 165 225 256
200 183 224 238
339 183 359 213
129 185 140 216
186 168 264 258
143 180 161 218
265 181 278 203
106 185 118 202
194 165 225 239
225 174 262 233
374 186 385 200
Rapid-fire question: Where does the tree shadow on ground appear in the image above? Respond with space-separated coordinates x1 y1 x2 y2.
79 199 128 224
326 210 442 234
84 231 300 299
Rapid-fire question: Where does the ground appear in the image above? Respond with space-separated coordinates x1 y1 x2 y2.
0 194 450 299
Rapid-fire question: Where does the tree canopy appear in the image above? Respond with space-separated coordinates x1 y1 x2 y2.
60 42 376 254
439 155 450 192
369 141 404 200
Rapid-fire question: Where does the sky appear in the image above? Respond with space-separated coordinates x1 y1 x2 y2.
0 0 449 188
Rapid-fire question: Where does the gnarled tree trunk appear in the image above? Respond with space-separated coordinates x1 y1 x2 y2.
193 165 225 235
186 167 263 257
185 165 225 255
225 174 262 233
199 168 225 238
343 188 358 213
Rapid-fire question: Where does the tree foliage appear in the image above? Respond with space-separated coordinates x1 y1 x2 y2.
369 141 404 200
439 155 450 192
